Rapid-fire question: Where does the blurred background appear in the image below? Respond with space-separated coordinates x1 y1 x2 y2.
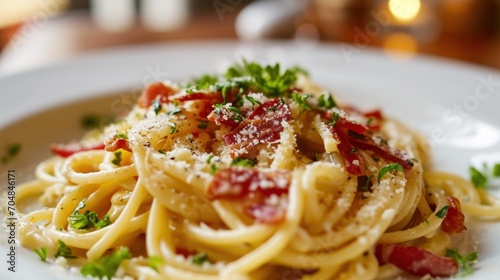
0 0 499 74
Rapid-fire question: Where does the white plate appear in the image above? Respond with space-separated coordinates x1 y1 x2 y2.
1 41 500 279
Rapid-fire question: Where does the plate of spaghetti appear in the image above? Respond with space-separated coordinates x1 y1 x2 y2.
1 41 500 280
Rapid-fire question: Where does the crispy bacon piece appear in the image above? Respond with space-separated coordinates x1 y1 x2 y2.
206 167 291 223
138 82 177 108
246 203 286 224
325 108 413 176
330 127 364 176
222 99 291 156
376 244 458 277
441 196 466 235
207 106 241 128
176 92 224 103
206 167 290 199
175 247 195 258
104 136 132 153
50 142 105 158
347 134 414 170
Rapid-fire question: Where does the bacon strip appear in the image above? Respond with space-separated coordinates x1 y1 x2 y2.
222 99 291 157
330 127 364 176
441 196 466 235
104 137 132 153
138 82 177 108
51 142 105 158
376 244 458 277
206 167 291 224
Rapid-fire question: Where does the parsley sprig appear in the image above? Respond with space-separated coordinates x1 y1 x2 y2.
225 60 304 98
231 157 256 167
55 239 77 259
445 248 478 276
68 200 111 230
378 163 403 182
470 163 500 189
291 92 312 111
34 247 48 262
81 247 131 279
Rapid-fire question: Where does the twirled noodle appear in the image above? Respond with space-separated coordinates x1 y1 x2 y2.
12 62 500 279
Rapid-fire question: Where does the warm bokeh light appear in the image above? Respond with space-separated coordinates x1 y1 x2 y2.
388 0 421 21
383 32 417 60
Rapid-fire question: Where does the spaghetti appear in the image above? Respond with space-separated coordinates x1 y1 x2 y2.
13 61 500 279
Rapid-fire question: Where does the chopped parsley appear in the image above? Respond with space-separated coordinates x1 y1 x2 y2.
190 74 218 90
152 100 162 115
210 164 218 175
377 163 403 182
445 248 477 276
55 239 77 259
34 247 48 262
169 123 176 134
2 143 22 164
111 151 122 166
225 60 302 98
206 154 215 164
494 163 500 177
291 93 312 111
167 109 181 116
68 200 111 230
470 166 487 189
81 115 113 130
80 247 131 279
330 112 340 127
318 93 337 109
228 106 243 122
231 157 256 167
117 133 128 139
148 256 164 272
435 205 449 218
221 86 227 104
362 175 374 192
197 120 209 129
245 95 261 106
192 252 208 265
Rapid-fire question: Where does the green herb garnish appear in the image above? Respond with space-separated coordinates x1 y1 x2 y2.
445 248 477 276
55 240 77 259
494 163 500 177
435 205 449 218
117 133 128 139
197 120 209 129
470 166 487 189
148 256 164 272
245 95 261 106
231 158 255 167
111 151 122 166
169 123 176 134
80 247 131 279
68 199 111 230
291 93 312 111
225 60 302 97
377 163 403 182
330 112 340 127
192 252 208 265
318 93 337 109
2 143 22 164
34 247 48 262
152 100 162 115
167 109 181 116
